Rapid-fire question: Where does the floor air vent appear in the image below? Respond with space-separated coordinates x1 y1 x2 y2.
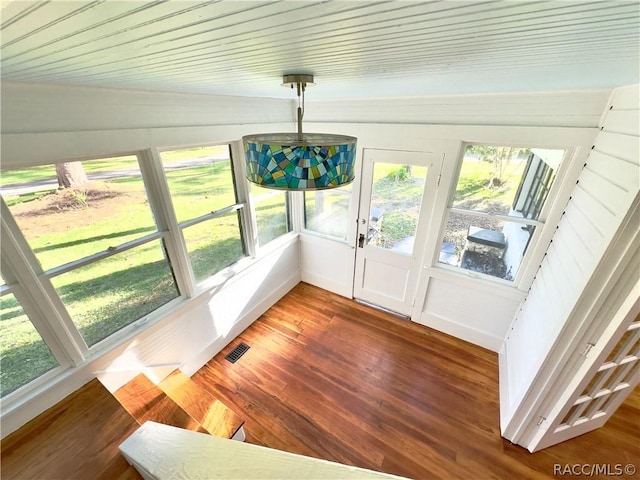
225 342 250 363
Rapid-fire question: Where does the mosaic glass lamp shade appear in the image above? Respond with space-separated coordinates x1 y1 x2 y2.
243 132 357 190
243 74 357 191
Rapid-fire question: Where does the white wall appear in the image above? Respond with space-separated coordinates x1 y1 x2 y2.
1 82 293 133
305 90 611 128
0 84 300 437
500 84 640 437
299 121 596 352
0 83 618 434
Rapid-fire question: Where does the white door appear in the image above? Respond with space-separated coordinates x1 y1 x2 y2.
353 148 442 316
527 282 640 452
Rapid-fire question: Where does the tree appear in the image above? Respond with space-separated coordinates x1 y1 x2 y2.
468 145 519 188
56 162 88 188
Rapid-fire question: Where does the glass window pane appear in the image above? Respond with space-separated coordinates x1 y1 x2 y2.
49 241 179 347
1 156 155 271
304 186 351 240
439 211 534 281
453 146 562 220
252 185 290 246
1 293 59 397
160 146 236 223
367 163 428 254
182 213 245 283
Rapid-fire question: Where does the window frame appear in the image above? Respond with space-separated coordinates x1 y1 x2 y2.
0 142 255 402
436 142 574 287
249 185 292 249
301 185 354 243
154 143 253 294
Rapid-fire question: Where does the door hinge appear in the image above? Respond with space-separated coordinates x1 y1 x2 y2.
437 174 442 186
581 342 596 358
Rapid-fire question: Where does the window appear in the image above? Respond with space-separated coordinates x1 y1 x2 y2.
0 285 60 398
439 145 563 281
1 156 180 347
304 185 352 240
160 145 247 283
251 185 291 247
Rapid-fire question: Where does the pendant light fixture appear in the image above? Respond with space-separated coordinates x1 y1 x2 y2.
243 74 357 190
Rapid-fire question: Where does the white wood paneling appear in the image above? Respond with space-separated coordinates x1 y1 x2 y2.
500 83 640 437
305 90 612 128
419 274 525 351
1 82 292 134
299 234 355 298
1 1 638 98
1 240 300 438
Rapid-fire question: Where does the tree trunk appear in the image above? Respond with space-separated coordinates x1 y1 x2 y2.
56 162 88 189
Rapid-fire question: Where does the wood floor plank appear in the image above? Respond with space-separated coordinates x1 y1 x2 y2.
1 379 141 480
158 370 244 438
113 373 205 433
192 282 640 480
3 283 638 479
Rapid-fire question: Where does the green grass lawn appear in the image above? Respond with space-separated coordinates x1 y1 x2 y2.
0 146 289 397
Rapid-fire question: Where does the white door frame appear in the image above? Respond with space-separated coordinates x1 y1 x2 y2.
353 148 442 316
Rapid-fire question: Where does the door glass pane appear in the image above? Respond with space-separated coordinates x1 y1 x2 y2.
1 293 59 397
366 163 428 254
49 240 179 347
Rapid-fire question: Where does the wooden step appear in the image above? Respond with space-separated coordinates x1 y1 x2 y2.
1 379 141 480
158 370 244 439
114 373 206 433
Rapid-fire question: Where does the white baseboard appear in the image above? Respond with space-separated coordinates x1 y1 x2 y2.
180 272 300 377
417 312 504 352
300 270 352 298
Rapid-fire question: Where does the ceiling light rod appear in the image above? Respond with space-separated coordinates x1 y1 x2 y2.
242 74 357 191
282 74 314 141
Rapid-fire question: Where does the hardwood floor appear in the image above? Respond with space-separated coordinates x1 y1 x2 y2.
193 282 640 480
1 379 141 480
2 282 637 479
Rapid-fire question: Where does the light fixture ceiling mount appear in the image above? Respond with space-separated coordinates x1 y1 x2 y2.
243 74 357 190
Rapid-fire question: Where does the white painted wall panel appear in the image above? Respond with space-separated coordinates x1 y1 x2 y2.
585 151 640 194
305 90 611 128
602 109 640 136
419 273 525 352
0 82 292 134
500 83 640 432
299 234 355 298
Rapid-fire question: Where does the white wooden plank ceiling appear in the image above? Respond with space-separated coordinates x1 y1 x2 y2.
1 0 639 99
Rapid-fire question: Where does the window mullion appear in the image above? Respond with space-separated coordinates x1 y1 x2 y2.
137 149 196 297
449 207 544 227
231 140 257 257
289 191 305 233
44 231 165 278
0 200 86 365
